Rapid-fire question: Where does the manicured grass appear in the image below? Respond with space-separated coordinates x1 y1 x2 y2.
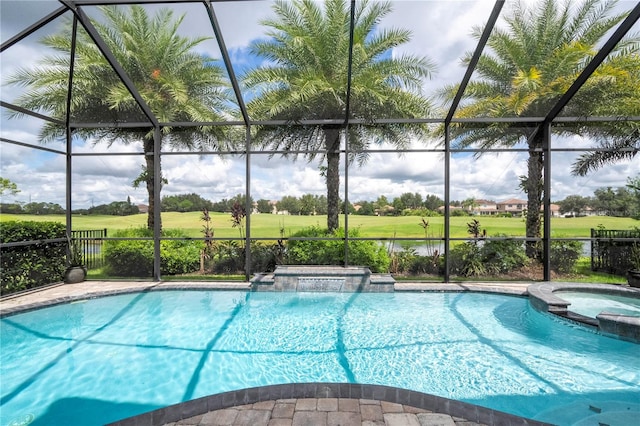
572 258 627 284
1 212 637 239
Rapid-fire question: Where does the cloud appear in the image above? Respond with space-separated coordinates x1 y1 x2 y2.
382 1 496 95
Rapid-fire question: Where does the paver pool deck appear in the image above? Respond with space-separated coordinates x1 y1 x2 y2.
0 280 544 426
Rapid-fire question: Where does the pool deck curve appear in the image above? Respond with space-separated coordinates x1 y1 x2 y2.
1 281 547 426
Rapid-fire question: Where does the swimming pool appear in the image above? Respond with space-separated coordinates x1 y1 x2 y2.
1 290 639 426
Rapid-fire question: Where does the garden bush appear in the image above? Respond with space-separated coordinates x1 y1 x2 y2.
449 234 528 277
408 253 442 275
389 247 417 274
104 228 201 276
402 208 440 217
448 242 486 277
0 221 66 294
250 241 284 273
285 226 390 272
204 240 283 274
205 240 244 274
480 234 528 274
550 240 583 274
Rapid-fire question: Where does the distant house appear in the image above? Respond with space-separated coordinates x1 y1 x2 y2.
583 206 598 216
495 199 562 216
544 203 561 217
270 200 279 214
471 199 498 216
137 204 149 213
496 198 526 215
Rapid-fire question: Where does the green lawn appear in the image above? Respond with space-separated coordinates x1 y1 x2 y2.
1 212 637 239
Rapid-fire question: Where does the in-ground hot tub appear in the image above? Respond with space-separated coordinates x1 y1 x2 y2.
528 282 640 343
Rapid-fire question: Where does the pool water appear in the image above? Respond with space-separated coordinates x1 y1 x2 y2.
1 291 639 426
557 291 640 318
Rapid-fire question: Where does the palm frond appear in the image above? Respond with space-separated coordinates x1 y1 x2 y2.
572 131 639 176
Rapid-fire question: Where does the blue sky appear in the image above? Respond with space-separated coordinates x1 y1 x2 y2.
1 0 638 209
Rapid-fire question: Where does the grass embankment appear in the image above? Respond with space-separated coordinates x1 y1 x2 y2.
1 212 636 239
0 212 640 239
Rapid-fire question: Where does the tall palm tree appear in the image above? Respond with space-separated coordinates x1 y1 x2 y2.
243 0 434 231
6 5 234 230
441 0 639 258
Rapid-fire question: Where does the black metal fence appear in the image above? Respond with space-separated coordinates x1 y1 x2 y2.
71 229 107 269
591 228 640 275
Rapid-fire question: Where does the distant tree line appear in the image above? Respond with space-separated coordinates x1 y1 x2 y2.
0 202 65 215
3 177 638 220
556 177 640 219
353 193 446 216
70 197 138 216
160 192 448 217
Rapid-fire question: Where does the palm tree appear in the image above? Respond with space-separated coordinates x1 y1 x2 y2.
441 0 639 258
571 52 640 176
243 0 434 231
6 5 234 230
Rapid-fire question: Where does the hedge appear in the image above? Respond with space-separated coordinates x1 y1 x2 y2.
0 221 67 295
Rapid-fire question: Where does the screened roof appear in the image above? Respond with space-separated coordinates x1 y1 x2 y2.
2 0 639 130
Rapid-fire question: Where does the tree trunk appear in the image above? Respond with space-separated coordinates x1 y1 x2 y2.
324 128 341 232
143 136 162 231
525 134 544 259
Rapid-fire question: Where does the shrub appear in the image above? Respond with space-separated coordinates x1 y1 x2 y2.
206 240 244 274
389 247 417 274
249 241 284 273
401 208 440 217
204 240 283 274
480 235 527 274
550 240 583 274
448 242 486 277
285 226 390 272
104 228 201 277
160 233 202 274
409 254 442 275
0 221 66 294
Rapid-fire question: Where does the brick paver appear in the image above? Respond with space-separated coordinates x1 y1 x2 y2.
267 419 292 426
295 398 317 411
163 398 487 426
233 409 271 426
272 402 295 418
317 398 338 411
360 403 384 422
292 410 326 425
328 411 361 425
338 398 360 412
384 412 421 426
417 413 457 426
380 401 404 413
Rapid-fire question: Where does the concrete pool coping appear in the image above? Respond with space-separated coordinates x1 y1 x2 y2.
0 280 553 426
528 282 640 343
0 280 531 317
